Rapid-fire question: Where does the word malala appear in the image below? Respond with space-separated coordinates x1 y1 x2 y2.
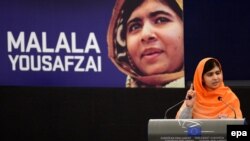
7 31 102 72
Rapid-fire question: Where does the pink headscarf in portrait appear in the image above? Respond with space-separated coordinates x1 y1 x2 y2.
107 0 184 87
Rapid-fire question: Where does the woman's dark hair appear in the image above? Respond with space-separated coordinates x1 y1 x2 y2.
120 0 183 40
112 0 183 76
202 59 221 76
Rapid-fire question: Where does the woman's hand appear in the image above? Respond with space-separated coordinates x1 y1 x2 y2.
185 83 196 108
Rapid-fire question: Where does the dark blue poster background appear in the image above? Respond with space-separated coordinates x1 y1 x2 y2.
0 0 126 87
1 0 250 87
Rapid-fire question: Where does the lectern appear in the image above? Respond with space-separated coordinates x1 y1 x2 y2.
148 119 245 141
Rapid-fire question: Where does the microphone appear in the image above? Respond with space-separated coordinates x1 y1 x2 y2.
218 96 237 119
164 96 192 119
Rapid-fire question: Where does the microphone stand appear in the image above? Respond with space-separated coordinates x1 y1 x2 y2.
164 99 185 119
218 96 237 119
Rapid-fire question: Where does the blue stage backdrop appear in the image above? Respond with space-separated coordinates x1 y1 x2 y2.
2 0 250 87
0 0 128 87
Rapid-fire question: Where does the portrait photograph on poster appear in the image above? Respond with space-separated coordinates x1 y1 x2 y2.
0 0 185 88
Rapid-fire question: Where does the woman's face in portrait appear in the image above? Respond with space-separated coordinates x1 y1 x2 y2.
126 0 183 75
202 66 223 91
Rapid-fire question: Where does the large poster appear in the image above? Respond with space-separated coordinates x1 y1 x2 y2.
0 0 185 87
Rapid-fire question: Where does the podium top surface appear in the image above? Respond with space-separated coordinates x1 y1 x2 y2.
148 119 245 141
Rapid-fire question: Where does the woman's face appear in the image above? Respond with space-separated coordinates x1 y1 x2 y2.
126 0 183 75
202 66 223 91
